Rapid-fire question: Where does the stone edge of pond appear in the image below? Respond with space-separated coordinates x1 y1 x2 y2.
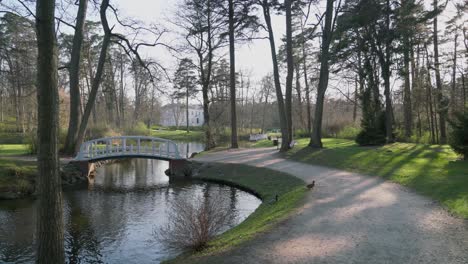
163 161 308 264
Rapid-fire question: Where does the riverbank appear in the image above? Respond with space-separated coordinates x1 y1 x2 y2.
0 158 36 199
166 162 307 263
192 148 468 263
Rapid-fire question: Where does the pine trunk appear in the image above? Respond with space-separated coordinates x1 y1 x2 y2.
310 0 334 148
229 0 238 148
35 0 65 262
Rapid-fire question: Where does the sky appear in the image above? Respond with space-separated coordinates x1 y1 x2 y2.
108 0 466 103
113 0 288 85
0 0 465 103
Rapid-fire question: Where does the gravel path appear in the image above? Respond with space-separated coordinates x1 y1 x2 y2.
194 148 468 264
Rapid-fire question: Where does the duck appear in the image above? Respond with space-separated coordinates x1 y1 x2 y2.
307 181 315 189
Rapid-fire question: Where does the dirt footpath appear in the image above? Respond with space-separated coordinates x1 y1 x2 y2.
194 148 468 264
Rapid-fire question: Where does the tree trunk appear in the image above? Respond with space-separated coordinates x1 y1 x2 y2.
261 0 289 151
295 64 305 129
186 87 189 133
63 0 87 155
229 0 238 148
403 34 412 140
451 33 458 113
425 46 436 144
310 0 334 148
201 0 216 150
433 0 447 144
285 0 294 144
74 0 111 153
35 0 65 262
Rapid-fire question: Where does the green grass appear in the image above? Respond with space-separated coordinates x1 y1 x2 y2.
151 129 205 142
0 144 30 156
0 158 36 195
285 138 468 218
167 163 307 263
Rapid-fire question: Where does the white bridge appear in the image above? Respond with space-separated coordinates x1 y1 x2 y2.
74 136 182 161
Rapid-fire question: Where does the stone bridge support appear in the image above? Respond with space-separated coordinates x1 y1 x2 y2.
167 159 192 179
69 160 95 179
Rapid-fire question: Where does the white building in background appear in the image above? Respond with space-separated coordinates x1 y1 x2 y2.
160 104 204 127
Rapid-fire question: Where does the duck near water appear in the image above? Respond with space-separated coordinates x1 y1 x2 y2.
307 181 315 189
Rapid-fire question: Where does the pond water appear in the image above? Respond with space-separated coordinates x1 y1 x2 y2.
0 157 261 263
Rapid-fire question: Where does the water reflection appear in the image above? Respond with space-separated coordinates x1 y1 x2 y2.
0 158 261 264
176 141 205 158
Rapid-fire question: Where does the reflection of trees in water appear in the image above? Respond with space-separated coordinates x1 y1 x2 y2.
65 193 103 264
0 201 36 263
94 159 169 191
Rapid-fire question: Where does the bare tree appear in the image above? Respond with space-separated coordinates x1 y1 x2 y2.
63 0 88 154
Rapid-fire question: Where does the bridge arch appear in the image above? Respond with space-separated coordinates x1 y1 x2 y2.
74 136 182 162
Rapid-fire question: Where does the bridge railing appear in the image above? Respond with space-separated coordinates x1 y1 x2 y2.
74 136 182 161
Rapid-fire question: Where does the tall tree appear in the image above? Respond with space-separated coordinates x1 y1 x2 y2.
173 58 198 132
309 0 338 148
228 0 238 148
285 0 294 144
176 0 226 150
432 0 447 143
74 0 112 152
258 0 289 151
35 0 65 262
63 0 88 154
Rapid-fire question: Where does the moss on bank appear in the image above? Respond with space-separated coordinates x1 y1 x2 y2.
166 163 307 263
0 158 36 199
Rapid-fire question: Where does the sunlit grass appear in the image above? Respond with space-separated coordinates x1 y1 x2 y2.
286 138 468 218
0 144 30 156
151 129 205 142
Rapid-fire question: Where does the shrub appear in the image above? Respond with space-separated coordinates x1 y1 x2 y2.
449 110 468 160
356 111 387 146
124 122 151 136
337 125 360 140
409 131 432 145
25 130 38 155
86 124 121 139
155 193 234 251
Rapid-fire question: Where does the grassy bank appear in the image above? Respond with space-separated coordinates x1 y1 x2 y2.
0 144 30 156
167 163 307 263
151 129 205 142
284 138 468 218
0 158 36 198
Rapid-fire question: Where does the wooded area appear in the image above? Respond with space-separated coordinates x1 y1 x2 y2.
0 0 467 262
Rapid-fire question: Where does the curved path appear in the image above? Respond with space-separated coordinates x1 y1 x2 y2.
194 148 468 264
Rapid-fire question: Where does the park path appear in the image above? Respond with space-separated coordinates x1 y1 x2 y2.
194 148 468 264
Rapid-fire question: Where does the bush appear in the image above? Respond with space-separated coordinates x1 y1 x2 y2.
337 125 360 140
356 111 387 146
449 110 468 160
155 193 234 251
124 122 151 136
25 130 38 155
86 124 121 139
409 131 433 145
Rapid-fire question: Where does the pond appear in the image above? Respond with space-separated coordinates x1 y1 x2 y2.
0 156 261 263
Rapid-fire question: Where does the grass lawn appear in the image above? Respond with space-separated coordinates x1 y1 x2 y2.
167 163 307 263
285 138 468 218
0 158 36 196
151 129 205 142
0 144 30 156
